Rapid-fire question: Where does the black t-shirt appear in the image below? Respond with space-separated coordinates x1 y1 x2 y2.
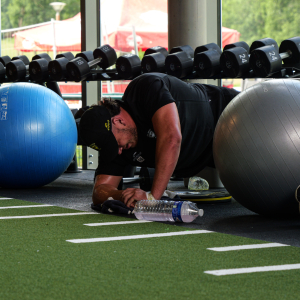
95 73 239 178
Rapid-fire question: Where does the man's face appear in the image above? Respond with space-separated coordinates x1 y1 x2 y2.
112 126 138 155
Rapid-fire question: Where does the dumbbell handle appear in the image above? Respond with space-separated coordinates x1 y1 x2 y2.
279 51 290 60
123 174 176 185
265 49 290 62
123 177 141 184
88 57 102 68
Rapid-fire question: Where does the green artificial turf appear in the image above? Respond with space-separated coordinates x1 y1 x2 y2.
0 199 50 207
0 198 299 300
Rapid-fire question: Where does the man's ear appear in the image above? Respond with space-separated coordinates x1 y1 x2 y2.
111 116 126 127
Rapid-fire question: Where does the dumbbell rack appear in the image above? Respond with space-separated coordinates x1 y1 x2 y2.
0 41 300 89
1 64 299 85
2 37 300 86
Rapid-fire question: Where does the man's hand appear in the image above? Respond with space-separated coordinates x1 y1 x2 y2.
122 188 148 207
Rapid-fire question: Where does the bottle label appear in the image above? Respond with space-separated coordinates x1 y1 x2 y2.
172 201 183 222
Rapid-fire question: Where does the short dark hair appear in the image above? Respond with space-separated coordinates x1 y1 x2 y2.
99 97 121 117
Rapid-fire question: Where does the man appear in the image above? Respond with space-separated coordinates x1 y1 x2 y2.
78 73 239 208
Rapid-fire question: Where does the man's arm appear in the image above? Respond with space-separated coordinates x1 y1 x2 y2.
151 102 182 199
92 174 124 204
93 174 148 207
122 102 182 207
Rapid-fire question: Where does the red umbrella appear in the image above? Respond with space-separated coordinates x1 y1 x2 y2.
103 0 240 51
14 13 81 52
13 1 240 53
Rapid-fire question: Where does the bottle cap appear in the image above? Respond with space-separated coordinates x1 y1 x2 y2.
198 209 204 217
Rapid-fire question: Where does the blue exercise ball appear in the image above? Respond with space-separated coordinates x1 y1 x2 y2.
0 83 77 188
213 79 300 216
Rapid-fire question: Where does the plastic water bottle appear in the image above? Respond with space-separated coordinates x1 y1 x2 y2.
133 200 204 223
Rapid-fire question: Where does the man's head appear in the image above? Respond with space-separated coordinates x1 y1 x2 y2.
78 98 138 161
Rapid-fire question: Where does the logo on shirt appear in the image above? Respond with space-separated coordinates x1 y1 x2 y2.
147 129 156 138
105 119 110 131
133 151 145 163
89 143 100 151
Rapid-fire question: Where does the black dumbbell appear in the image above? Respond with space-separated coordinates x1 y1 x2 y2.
67 44 117 82
29 53 52 82
116 54 142 79
66 50 93 81
141 46 168 73
193 43 222 78
48 52 75 81
0 56 11 82
224 41 250 52
220 39 278 78
6 55 30 81
122 167 155 191
0 55 11 67
0 56 11 67
249 38 279 53
219 41 251 78
165 45 194 78
194 42 249 78
0 63 5 82
250 37 300 77
7 54 52 82
122 167 181 191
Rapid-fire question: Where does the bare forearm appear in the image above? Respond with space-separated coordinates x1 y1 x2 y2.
150 102 182 199
92 184 124 204
151 138 181 199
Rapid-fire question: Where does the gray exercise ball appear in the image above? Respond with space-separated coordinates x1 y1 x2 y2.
213 79 300 216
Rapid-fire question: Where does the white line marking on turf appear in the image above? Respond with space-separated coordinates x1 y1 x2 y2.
84 220 152 226
0 212 97 219
0 198 13 200
205 264 300 276
0 204 53 209
207 243 289 251
66 229 213 243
